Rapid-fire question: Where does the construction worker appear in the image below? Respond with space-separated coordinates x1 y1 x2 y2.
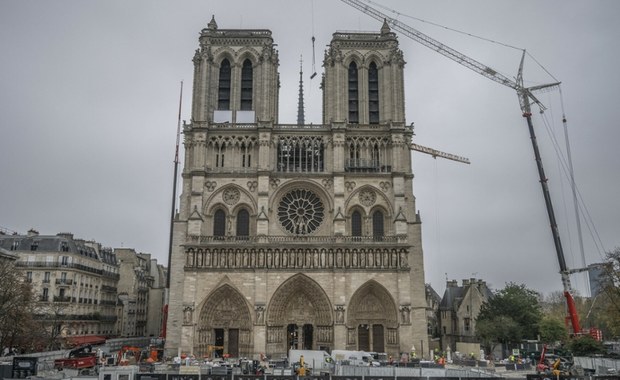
297 355 306 376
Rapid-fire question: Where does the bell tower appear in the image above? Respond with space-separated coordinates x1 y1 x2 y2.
323 20 405 125
190 16 280 124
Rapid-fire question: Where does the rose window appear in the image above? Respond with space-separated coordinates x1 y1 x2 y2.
223 187 240 205
278 188 324 235
359 188 376 206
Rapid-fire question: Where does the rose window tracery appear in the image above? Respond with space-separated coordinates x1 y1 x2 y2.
278 188 324 235
359 188 376 206
223 187 240 205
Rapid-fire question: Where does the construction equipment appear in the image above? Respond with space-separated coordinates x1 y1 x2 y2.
54 344 98 371
340 0 585 336
205 344 225 359
411 142 469 164
536 344 580 376
117 345 144 366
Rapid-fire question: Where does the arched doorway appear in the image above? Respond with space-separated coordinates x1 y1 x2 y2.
195 284 252 358
347 280 398 353
266 274 333 357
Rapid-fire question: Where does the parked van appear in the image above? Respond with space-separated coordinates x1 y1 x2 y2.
331 350 379 367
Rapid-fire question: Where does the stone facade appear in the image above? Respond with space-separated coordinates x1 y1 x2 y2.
147 258 167 338
116 248 154 337
165 17 428 360
439 278 493 351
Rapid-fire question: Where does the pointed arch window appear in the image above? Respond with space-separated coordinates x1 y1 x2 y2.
348 61 359 124
236 209 249 237
214 209 226 237
368 62 379 124
372 210 384 241
240 59 253 110
351 210 362 237
241 143 251 168
218 59 231 110
215 142 226 168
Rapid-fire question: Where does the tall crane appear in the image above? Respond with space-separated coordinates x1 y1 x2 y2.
340 0 581 334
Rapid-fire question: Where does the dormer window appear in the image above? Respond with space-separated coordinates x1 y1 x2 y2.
30 241 39 251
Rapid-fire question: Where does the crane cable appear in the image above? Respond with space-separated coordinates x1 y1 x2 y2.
363 0 567 91
310 0 317 79
538 92 606 263
366 0 523 51
558 86 590 296
368 0 608 282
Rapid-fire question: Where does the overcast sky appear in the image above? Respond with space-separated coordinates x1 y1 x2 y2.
1 0 618 298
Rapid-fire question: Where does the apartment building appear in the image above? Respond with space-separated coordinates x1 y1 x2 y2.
0 230 119 345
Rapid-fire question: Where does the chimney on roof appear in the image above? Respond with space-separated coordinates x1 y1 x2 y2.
446 280 458 287
462 279 470 286
57 232 74 239
27 228 39 237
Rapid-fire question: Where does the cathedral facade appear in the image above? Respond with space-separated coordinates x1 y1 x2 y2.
165 17 429 360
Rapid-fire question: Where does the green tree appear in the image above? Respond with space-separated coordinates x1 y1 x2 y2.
476 283 543 353
567 335 606 356
538 316 567 344
476 315 521 354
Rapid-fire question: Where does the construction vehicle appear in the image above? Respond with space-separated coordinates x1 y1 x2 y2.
289 349 333 375
536 344 580 376
54 344 98 371
340 0 596 338
117 345 144 366
146 344 164 362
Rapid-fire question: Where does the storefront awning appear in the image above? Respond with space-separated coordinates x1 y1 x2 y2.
66 335 106 347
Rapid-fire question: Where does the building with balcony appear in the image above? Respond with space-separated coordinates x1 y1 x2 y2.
116 248 154 337
0 230 119 345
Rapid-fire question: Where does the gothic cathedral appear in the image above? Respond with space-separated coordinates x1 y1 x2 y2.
165 16 429 359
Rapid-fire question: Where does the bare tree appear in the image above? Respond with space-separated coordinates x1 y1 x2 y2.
0 259 36 353
599 248 620 338
33 302 73 351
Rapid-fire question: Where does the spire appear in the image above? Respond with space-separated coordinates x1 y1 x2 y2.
297 55 305 125
208 15 218 31
381 18 391 35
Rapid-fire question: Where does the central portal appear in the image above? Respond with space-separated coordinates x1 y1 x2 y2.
266 274 334 356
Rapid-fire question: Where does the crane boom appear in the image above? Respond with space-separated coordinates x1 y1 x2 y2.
340 0 558 113
410 143 470 164
340 0 580 334
341 0 517 89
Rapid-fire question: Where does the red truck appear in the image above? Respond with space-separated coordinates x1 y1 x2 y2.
54 344 98 370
